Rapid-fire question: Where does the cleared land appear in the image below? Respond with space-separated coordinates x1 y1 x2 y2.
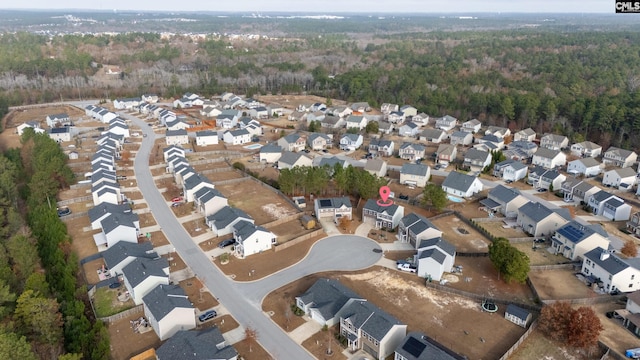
528 269 597 300
216 179 298 225
430 214 491 253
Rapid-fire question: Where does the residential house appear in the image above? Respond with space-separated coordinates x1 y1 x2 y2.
222 129 251 145
369 139 395 157
505 305 532 328
527 166 566 191
206 206 254 237
398 122 420 137
346 115 369 131
419 128 447 144
173 97 193 109
101 241 156 278
627 212 640 237
415 237 456 281
163 145 186 162
107 121 130 138
307 133 332 151
400 105 418 117
399 143 426 161
514 128 536 142
581 247 640 294
387 111 406 124
397 213 443 249
485 126 511 139
399 164 430 188
122 257 170 305
603 167 637 191
92 182 121 206
351 102 371 113
441 171 483 198
216 109 241 129
450 131 473 146
97 210 140 247
194 188 228 217
493 159 528 182
195 130 218 146
259 143 283 163
143 284 195 340
540 134 569 150
623 291 640 338
567 157 603 177
296 278 363 326
17 121 44 136
113 97 141 110
141 93 159 103
364 159 388 178
314 197 352 223
46 113 70 127
340 300 407 360
381 103 399 114
532 148 566 169
277 133 307 152
249 106 269 119
412 113 430 127
308 111 327 123
377 121 394 135
603 147 638 168
588 190 632 221
461 119 482 133
362 199 405 230
475 134 505 151
48 127 72 142
435 144 457 165
394 332 466 360
571 141 602 158
288 110 306 122
319 115 343 129
480 185 528 218
155 328 238 360
463 148 492 171
517 202 571 237
165 129 189 146
340 134 364 151
562 179 599 204
507 141 538 157
552 221 610 261
278 151 313 170
318 156 348 171
434 115 457 131
233 220 276 257
329 105 353 118
88 201 131 231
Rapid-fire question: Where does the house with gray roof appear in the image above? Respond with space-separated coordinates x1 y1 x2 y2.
400 105 418 117
517 202 571 237
88 202 133 230
195 130 218 146
461 119 482 133
346 115 369 131
419 128 447 144
527 166 566 190
416 237 456 281
48 127 72 142
398 121 420 137
398 213 443 249
278 151 312 170
436 144 457 165
413 112 432 126
551 220 609 261
318 156 348 170
368 139 395 157
320 115 343 129
102 241 157 278
377 120 394 135
475 134 504 151
485 126 511 139
163 145 185 162
463 148 491 170
581 247 640 294
232 220 276 258
493 159 528 182
216 109 241 128
441 171 483 198
194 187 228 217
165 129 189 146
277 133 307 152
364 158 388 177
400 163 430 188
259 143 282 163
173 164 196 186
307 133 332 150
388 111 406 124
122 257 170 305
395 332 466 360
222 129 251 145
603 147 638 168
314 197 352 223
399 142 426 161
434 115 457 131
571 141 602 158
505 305 532 328
532 147 566 169
603 167 637 191
567 157 603 177
340 300 407 360
481 185 528 218
540 133 569 150
155 327 238 360
362 199 404 230
143 284 195 340
183 173 215 202
507 140 538 158
587 190 632 221
450 131 473 146
340 133 363 151
96 211 140 248
296 278 364 326
514 128 536 142
205 206 254 236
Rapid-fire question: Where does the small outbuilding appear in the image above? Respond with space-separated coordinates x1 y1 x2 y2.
505 304 532 328
301 215 316 230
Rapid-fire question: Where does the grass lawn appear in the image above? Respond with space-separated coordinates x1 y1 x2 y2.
93 287 135 318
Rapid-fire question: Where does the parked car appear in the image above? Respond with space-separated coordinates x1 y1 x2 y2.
171 202 181 207
198 310 217 322
218 239 236 248
505 179 513 184
397 262 417 273
322 149 328 153
537 188 548 193
143 134 147 137
606 311 623 320
172 197 183 203
398 194 410 200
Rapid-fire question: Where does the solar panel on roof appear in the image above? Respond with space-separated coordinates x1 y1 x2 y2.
402 337 426 357
558 224 585 243
319 199 332 207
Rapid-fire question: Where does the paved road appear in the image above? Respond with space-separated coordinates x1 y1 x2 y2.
122 111 382 359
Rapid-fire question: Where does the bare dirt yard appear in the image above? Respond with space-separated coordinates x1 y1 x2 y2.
513 242 568 266
510 328 606 360
107 310 161 360
591 302 640 356
161 252 187 272
268 218 318 243
216 233 325 281
528 269 597 300
65 217 101 260
178 277 219 312
263 267 528 360
478 220 529 239
216 179 298 225
147 230 170 247
302 325 348 360
430 214 491 253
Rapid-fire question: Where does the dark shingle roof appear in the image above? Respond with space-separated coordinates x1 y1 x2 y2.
489 185 521 203
417 237 456 256
88 203 132 224
316 197 352 210
102 241 156 270
363 198 402 217
166 129 187 137
418 248 447 264
584 247 629 275
506 304 531 322
442 171 479 193
341 300 403 341
122 257 169 288
297 278 362 322
206 206 253 229
395 332 466 360
401 163 429 177
143 284 193 321
155 328 238 360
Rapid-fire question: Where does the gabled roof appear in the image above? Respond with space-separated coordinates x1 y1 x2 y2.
574 141 601 150
463 119 481 126
364 159 386 173
556 221 607 243
437 144 456 156
509 141 538 151
226 128 250 137
480 134 501 143
363 199 402 217
206 206 253 229
102 241 156 270
517 128 536 136
143 284 192 321
195 187 225 204
183 173 213 191
400 121 418 129
584 247 629 275
49 127 70 134
260 143 282 154
608 167 637 178
418 247 447 264
297 279 362 323
88 202 132 224
401 163 429 177
233 220 270 240
400 213 439 234
166 129 187 137
308 133 331 143
417 237 456 256
506 304 531 322
369 138 394 148
400 142 426 151
195 130 217 137
100 211 138 234
450 130 471 139
281 133 302 144
541 133 568 143
122 257 169 288
341 133 362 142
442 171 479 193
604 146 635 158
489 185 522 203
279 151 309 166
155 328 238 360
341 300 403 341
316 197 352 210
319 156 347 168
395 332 466 360
421 128 446 139
520 201 572 223
570 157 601 168
534 147 562 160
464 148 491 162
591 190 615 203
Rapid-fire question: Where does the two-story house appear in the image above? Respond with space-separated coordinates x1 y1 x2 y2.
314 197 353 223
475 134 505 151
540 134 569 150
603 167 637 191
435 144 457 165
307 133 332 151
441 171 483 198
394 332 466 360
368 139 395 157
277 151 313 169
582 247 640 294
493 159 528 182
398 122 420 137
398 213 442 249
527 166 566 191
567 157 603 177
277 133 307 152
480 185 529 218
463 148 492 171
232 220 276 257
434 115 457 131
551 221 610 261
259 143 283 163
603 147 638 168
514 128 536 142
399 143 426 161
461 119 482 133
362 199 405 230
449 131 473 146
588 190 632 221
399 163 430 188
415 237 456 281
532 148 566 169
627 211 640 237
346 115 369 131
419 128 447 144
517 201 571 237
340 134 364 151
485 126 511 139
571 141 602 158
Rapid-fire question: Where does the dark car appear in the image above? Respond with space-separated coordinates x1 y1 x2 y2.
399 194 410 200
218 239 236 248
606 311 623 319
537 188 548 193
198 310 217 322
109 282 121 289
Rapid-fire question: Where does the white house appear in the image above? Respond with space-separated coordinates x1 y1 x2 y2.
381 103 399 114
434 115 457 131
296 278 363 326
363 159 388 178
493 159 528 182
588 190 632 221
17 121 44 136
461 119 482 133
527 166 566 191
463 148 492 171
339 134 363 151
412 113 430 127
567 157 603 177
476 134 505 151
101 241 156 278
345 115 368 131
233 220 276 257
362 199 404 230
571 141 602 158
532 148 566 169
517 201 571 237
551 221 610 261
603 167 637 191
387 111 405 124
481 185 529 218
450 131 473 146
485 126 511 139
540 134 569 150
277 133 307 152
581 247 640 294
307 133 332 150
195 130 218 146
400 105 418 117
216 109 241 129
415 237 456 281
398 122 420 137
142 284 195 341
398 213 443 249
603 147 638 168
155 328 238 360
259 143 283 163
419 128 448 144
400 163 430 188
46 113 70 127
314 197 352 223
165 129 189 146
368 139 395 157
399 142 426 161
441 171 483 198
278 151 312 169
122 257 170 305
194 188 228 217
48 127 72 142
514 128 536 142
223 129 251 145
98 211 140 248
205 206 254 237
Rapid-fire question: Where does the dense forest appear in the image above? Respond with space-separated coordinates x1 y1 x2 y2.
0 130 109 359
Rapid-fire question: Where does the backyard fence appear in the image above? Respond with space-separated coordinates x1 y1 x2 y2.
200 166 234 174
456 252 489 257
541 294 626 306
98 305 144 325
274 229 325 252
498 319 538 360
529 263 578 271
212 177 250 186
262 213 303 228
471 217 503 223
423 281 541 312
508 237 538 244
57 195 92 206
60 211 88 222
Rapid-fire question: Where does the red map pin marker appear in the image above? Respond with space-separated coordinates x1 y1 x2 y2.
379 186 391 203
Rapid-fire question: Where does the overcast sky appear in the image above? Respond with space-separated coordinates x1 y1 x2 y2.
1 1 612 13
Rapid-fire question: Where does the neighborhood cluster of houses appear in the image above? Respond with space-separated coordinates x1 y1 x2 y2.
163 145 277 257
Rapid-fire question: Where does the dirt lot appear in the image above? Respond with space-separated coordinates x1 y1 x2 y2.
256 94 347 111
82 258 107 284
269 219 318 243
216 179 298 225
430 214 491 253
263 267 528 360
510 328 606 360
216 233 325 281
57 186 92 201
206 170 246 183
138 213 157 227
161 252 187 272
65 217 101 260
147 230 170 247
178 277 219 312
302 325 347 360
451 197 493 219
107 310 161 360
479 220 530 239
528 269 597 300
513 242 568 266
182 218 209 237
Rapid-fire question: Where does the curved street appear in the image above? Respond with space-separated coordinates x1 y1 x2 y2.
125 112 382 359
